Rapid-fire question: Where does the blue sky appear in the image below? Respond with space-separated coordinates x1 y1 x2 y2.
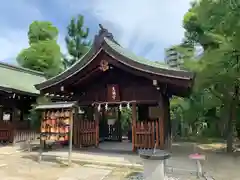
0 0 192 64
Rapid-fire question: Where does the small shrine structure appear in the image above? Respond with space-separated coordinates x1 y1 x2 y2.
35 25 195 151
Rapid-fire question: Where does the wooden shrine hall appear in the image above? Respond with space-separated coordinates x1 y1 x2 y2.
35 24 195 151
0 62 46 143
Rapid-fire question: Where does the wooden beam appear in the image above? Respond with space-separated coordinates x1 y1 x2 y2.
106 54 191 89
72 67 101 86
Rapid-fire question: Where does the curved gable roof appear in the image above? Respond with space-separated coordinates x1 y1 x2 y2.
35 25 195 92
103 38 194 79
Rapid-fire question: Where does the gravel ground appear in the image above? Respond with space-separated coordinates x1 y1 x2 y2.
102 168 201 180
0 152 111 180
103 167 134 180
0 142 239 180
0 154 66 180
0 152 200 180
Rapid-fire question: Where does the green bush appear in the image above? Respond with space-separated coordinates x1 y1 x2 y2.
29 96 51 130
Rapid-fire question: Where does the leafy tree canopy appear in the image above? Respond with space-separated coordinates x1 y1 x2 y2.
176 0 240 151
63 15 91 68
28 21 59 45
17 21 63 78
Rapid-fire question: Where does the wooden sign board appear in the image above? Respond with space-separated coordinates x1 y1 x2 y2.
107 84 120 102
148 106 161 119
3 113 10 121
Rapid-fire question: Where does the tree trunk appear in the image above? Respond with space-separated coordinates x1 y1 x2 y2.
226 103 233 152
226 86 238 153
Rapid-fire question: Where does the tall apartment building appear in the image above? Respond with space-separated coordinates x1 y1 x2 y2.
164 47 184 68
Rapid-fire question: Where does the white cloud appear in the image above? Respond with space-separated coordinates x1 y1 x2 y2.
90 0 192 60
0 29 67 62
0 1 68 62
58 34 68 55
0 1 43 61
0 0 192 62
0 30 28 60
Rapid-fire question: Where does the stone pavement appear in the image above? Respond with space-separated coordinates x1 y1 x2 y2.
57 165 112 180
38 149 196 171
1 142 240 179
34 143 240 180
0 145 22 155
0 153 114 180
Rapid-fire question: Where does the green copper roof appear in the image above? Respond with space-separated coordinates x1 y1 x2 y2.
35 35 194 92
104 38 187 72
0 62 46 94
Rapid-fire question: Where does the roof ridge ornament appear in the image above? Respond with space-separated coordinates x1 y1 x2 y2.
93 24 115 49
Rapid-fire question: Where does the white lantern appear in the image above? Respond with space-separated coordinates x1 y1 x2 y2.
105 103 108 110
97 104 101 112
119 104 122 111
127 103 130 109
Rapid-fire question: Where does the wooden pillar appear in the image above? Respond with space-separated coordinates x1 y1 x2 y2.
12 106 17 122
155 116 159 148
101 107 106 140
164 96 171 150
158 92 171 150
68 110 74 166
0 105 2 121
38 111 45 162
159 92 165 149
94 105 100 147
132 102 137 152
11 106 18 144
117 108 122 142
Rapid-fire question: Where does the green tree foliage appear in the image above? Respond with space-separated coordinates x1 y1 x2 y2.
28 21 59 44
29 96 51 129
17 21 63 78
175 0 240 152
120 108 132 134
64 15 91 68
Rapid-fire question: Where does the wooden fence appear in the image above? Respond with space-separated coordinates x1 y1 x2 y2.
13 130 39 144
0 121 39 144
133 120 159 149
73 119 96 148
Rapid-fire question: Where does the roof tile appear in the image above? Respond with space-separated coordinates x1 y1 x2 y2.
0 62 46 94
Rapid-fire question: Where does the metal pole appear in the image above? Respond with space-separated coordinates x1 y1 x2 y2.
68 109 74 166
38 139 43 162
38 111 45 163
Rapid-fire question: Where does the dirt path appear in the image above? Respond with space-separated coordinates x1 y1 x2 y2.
172 142 240 180
0 142 239 179
0 153 112 180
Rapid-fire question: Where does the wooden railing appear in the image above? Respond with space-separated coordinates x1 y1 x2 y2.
133 120 159 149
0 121 38 144
0 122 14 142
13 130 39 144
73 119 96 148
